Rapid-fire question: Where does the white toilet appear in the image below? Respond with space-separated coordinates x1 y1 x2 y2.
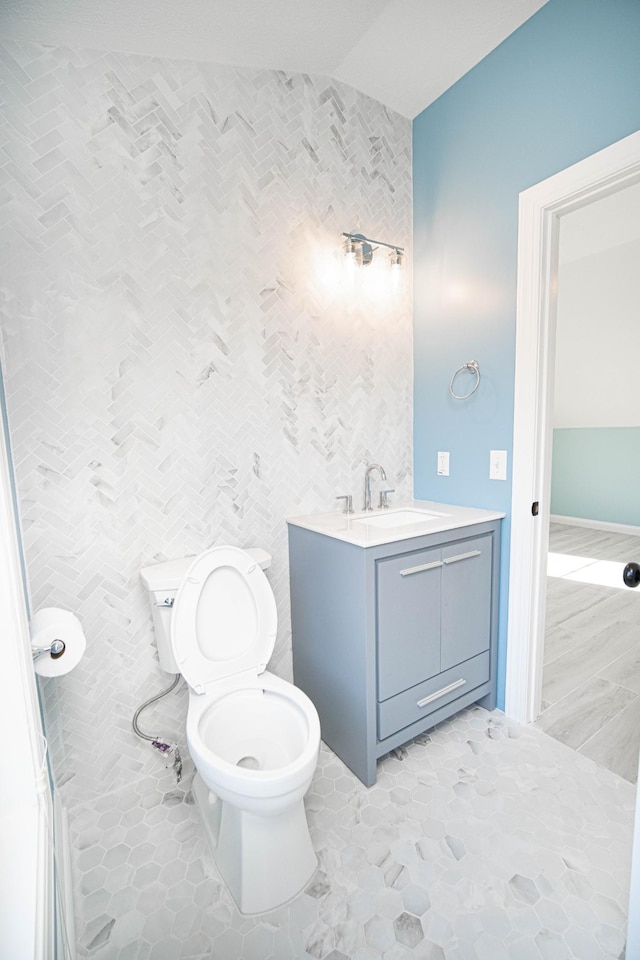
140 545 320 915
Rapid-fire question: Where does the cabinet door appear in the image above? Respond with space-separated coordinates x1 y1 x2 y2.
441 535 492 672
376 547 441 701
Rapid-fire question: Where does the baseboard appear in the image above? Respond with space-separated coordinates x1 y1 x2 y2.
32 789 54 960
53 794 76 960
551 514 640 538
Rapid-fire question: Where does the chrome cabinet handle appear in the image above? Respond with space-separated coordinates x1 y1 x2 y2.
442 549 481 565
400 549 481 577
400 560 443 576
417 678 466 708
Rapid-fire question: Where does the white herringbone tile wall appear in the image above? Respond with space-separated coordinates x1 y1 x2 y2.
0 41 413 805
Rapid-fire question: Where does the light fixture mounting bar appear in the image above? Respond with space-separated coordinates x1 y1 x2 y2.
342 232 404 253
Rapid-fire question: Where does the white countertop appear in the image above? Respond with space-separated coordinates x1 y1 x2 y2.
287 499 505 548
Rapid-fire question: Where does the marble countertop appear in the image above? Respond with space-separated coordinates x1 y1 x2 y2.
286 499 505 548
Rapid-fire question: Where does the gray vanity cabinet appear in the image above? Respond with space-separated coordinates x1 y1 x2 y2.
376 546 441 701
288 519 500 786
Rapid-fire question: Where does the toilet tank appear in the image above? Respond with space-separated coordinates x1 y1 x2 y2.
140 547 272 674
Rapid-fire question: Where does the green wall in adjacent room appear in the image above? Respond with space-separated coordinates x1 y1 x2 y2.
551 427 640 526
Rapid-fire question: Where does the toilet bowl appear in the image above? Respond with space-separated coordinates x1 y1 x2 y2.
141 545 320 915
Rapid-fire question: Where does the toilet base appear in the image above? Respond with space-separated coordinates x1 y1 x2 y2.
193 773 317 915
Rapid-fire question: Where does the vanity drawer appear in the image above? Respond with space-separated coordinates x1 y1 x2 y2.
377 651 490 741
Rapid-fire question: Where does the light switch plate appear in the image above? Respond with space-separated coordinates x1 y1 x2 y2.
437 451 450 476
490 450 507 481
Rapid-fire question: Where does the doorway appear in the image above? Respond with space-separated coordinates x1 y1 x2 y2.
532 186 640 782
505 129 640 726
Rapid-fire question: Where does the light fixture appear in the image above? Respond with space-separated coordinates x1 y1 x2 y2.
342 232 404 270
388 247 404 293
388 248 403 269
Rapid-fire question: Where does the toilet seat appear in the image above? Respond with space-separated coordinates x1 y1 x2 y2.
171 545 277 694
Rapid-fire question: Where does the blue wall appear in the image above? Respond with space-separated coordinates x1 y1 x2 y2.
413 0 640 707
551 427 640 526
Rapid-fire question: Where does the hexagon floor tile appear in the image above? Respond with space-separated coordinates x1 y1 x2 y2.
67 706 635 959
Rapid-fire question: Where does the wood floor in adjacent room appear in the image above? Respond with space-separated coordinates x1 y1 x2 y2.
536 520 640 783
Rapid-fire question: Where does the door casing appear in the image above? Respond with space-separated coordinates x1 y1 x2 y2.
505 128 640 723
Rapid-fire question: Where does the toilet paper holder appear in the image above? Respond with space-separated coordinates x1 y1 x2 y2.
30 607 86 677
32 638 65 662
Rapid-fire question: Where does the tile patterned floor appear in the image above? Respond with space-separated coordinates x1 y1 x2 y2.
68 706 635 960
537 522 640 783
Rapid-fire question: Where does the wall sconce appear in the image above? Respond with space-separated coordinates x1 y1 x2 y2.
342 232 404 271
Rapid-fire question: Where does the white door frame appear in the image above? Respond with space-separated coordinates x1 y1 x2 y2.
505 128 640 725
0 395 55 957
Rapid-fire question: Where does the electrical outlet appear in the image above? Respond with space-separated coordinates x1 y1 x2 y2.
437 451 450 476
490 450 507 481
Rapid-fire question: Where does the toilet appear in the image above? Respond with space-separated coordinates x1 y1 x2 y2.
140 545 320 915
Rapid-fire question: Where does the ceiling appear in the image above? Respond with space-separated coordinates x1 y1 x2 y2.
1 0 549 118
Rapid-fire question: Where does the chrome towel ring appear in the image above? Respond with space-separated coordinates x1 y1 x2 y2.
449 360 480 400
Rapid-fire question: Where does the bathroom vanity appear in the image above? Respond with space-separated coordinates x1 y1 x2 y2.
287 501 504 786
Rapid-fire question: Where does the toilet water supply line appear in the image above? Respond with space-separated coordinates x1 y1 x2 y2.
132 674 184 783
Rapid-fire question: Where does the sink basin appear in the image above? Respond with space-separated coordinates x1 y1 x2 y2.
354 509 450 528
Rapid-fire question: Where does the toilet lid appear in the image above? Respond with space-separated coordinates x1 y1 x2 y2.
170 545 277 693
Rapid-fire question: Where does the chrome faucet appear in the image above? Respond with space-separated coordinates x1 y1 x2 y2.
364 463 387 511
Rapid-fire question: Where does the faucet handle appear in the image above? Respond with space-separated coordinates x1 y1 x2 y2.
379 488 395 509
336 494 354 515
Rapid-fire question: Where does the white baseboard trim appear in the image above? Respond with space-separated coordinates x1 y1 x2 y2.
54 794 76 960
34 789 54 960
551 514 640 538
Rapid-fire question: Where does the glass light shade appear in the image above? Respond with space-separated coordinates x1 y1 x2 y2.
389 249 404 293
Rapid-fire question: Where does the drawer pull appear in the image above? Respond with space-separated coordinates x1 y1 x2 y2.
400 560 443 576
443 549 481 565
417 678 466 708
